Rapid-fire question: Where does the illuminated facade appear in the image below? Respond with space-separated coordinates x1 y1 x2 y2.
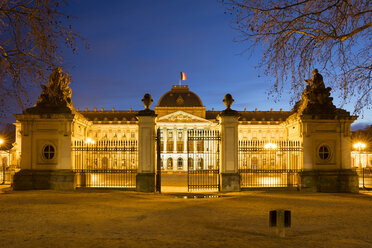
11 69 360 192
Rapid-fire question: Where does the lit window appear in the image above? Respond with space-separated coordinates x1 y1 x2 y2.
319 145 330 160
198 158 204 169
167 158 173 169
42 145 55 160
131 131 135 138
177 158 183 170
188 158 194 169
178 131 183 138
177 141 183 152
168 130 173 138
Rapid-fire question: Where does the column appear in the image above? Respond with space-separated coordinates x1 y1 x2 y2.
136 94 157 192
219 94 240 192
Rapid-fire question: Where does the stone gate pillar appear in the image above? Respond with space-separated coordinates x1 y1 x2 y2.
218 94 240 192
291 69 358 193
136 94 157 192
12 68 76 190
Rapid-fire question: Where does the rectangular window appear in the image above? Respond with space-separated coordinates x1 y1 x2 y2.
177 141 183 152
197 141 204 152
187 140 194 151
167 141 174 151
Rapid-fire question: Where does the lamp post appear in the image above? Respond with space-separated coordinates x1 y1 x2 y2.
264 143 278 168
354 142 367 188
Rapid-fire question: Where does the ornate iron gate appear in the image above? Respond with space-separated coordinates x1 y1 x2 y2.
187 130 220 191
238 140 302 188
72 140 137 188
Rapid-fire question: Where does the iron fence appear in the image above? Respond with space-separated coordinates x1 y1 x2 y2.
187 130 220 191
239 140 303 188
72 140 138 188
356 168 372 189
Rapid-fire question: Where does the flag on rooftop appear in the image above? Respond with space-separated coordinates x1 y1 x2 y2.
180 72 187 81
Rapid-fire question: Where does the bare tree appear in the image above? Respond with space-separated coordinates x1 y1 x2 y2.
0 0 84 114
224 0 371 114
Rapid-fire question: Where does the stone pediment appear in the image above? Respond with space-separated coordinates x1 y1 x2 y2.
158 111 210 123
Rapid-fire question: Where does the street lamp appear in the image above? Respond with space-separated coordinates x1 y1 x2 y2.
85 138 95 145
264 143 278 170
264 143 278 150
353 142 366 168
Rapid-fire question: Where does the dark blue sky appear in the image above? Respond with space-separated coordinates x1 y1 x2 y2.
33 0 372 128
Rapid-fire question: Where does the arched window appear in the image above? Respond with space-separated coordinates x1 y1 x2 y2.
177 158 183 170
251 157 257 169
167 158 173 170
198 158 204 169
102 157 108 170
2 157 7 167
188 158 194 170
243 156 248 168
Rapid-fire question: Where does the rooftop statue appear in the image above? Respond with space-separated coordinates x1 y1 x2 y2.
25 68 74 113
292 69 349 117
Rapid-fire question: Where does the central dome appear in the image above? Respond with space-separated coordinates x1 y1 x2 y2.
157 85 203 107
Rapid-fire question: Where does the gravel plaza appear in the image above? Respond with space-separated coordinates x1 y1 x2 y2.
1 188 372 248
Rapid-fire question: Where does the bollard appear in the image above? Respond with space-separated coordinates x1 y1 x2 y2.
269 209 291 237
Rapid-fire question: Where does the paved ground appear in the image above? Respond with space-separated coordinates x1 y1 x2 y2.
1 189 372 248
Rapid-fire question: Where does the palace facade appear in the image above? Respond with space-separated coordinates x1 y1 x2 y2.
10 68 360 192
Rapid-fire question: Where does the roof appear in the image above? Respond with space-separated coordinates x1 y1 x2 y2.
238 111 291 122
157 85 203 107
78 109 291 122
205 110 291 121
79 111 138 122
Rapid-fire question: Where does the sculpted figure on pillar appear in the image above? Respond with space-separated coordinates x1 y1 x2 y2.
291 69 349 117
35 67 73 109
24 67 74 113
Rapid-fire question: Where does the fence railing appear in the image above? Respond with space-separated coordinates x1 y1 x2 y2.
0 167 20 185
239 169 301 188
239 140 303 188
72 140 138 188
356 168 372 189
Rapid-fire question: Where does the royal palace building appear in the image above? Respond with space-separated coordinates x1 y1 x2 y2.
10 68 360 192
